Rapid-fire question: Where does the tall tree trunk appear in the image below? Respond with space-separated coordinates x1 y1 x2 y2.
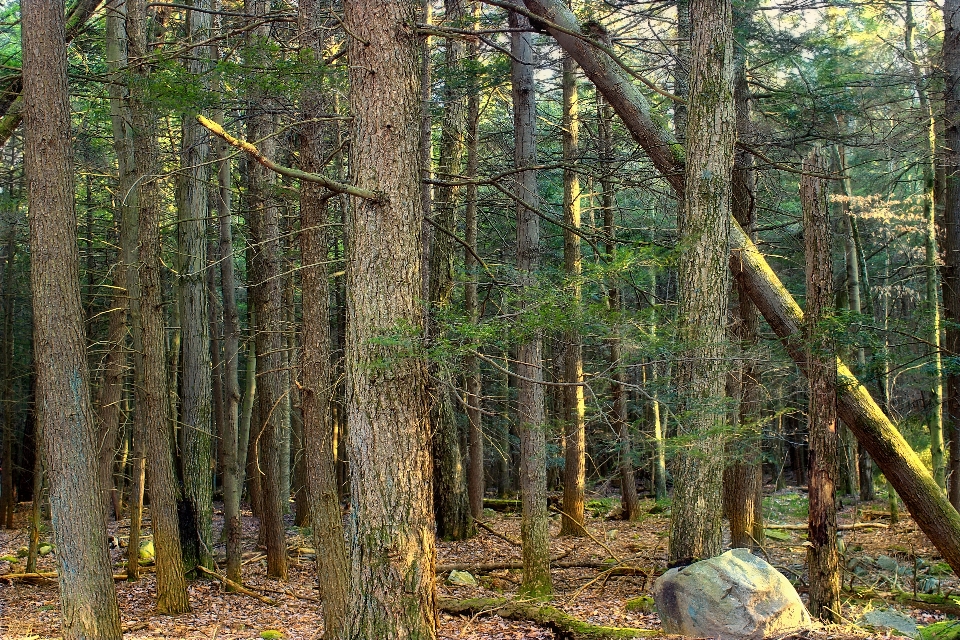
213 109 244 586
126 0 191 612
431 0 473 540
177 0 213 572
298 0 349 634
21 0 123 632
723 56 762 549
803 148 841 622
906 0 948 494
244 0 288 580
510 12 552 598
946 0 960 510
560 52 587 535
464 12 484 520
669 0 735 562
0 215 15 529
344 0 437 631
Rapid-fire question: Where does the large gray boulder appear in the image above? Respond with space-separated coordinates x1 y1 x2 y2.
653 548 811 639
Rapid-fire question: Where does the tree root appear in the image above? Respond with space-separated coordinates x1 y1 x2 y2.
438 596 660 639
196 565 277 605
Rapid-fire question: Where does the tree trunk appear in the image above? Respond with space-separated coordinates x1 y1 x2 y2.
803 148 841 622
723 56 763 549
464 13 484 520
430 0 473 540
212 108 244 587
946 0 960 510
126 0 191 612
0 214 15 530
244 0 288 580
669 0 735 562
560 52 587 535
298 0 349 634
177 0 214 572
510 12 552 598
21 0 123 632
344 0 437 631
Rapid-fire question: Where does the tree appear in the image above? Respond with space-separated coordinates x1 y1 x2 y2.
126 0 191 612
510 11 552 598
21 0 122 634
803 147 841 622
669 0 736 562
344 0 436 630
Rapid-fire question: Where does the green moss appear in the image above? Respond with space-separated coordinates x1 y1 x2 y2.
920 620 960 640
625 596 656 613
260 630 284 640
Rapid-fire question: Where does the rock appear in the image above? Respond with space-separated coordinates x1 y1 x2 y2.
877 554 905 574
764 529 792 541
859 609 918 638
653 548 811 639
447 570 478 587
625 595 656 613
38 544 53 557
919 577 940 594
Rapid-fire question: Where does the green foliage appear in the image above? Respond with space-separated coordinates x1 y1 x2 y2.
260 630 284 640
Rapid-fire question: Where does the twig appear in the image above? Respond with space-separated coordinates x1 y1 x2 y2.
196 565 277 605
474 519 521 546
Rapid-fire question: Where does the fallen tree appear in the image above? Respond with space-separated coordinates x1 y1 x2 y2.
519 0 960 576
438 597 659 639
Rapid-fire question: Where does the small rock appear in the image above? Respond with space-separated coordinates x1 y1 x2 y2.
877 554 904 574
859 609 918 638
625 595 655 614
764 529 792 541
447 570 478 587
920 577 941 594
653 548 811 639
38 544 53 557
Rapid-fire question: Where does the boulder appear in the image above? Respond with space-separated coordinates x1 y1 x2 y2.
859 609 918 638
446 570 478 587
653 548 811 639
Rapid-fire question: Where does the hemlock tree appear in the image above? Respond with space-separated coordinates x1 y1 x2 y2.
668 0 737 562
510 10 552 598
344 0 437 632
21 0 123 635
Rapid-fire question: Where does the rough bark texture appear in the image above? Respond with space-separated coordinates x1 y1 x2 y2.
177 0 214 572
559 52 587 535
126 0 191 612
298 0 350 634
344 0 437 632
244 0 288 580
509 12 552 598
802 149 841 623
668 0 735 563
22 0 124 633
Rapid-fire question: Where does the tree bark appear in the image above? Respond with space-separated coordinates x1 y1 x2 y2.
560 52 587 535
21 0 123 632
344 0 437 631
244 0 288 580
298 0 349 634
669 0 735 562
177 0 214 572
946 0 960 510
509 12 552 598
803 148 841 623
126 0 191 612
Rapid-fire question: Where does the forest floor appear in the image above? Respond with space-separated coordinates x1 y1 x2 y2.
0 486 956 639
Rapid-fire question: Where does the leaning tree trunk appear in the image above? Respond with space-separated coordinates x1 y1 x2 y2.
560 51 587 535
668 0 736 563
21 0 123 633
298 0 349 634
244 0 288 580
430 0 473 540
510 11 552 599
126 0 191 612
177 0 214 572
344 0 437 632
803 148 841 623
